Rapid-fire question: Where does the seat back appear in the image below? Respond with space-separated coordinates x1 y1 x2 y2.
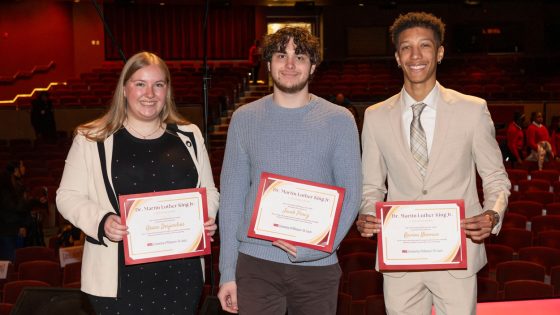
18 260 62 287
346 270 383 300
339 253 376 279
365 295 386 315
518 246 560 274
14 247 56 271
504 280 554 300
62 262 82 286
2 280 50 304
484 243 515 271
507 200 544 219
492 228 532 252
530 215 560 238
535 230 560 250
477 277 499 302
495 261 546 289
337 238 377 257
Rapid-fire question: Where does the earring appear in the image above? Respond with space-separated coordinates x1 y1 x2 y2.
437 60 442 65
397 64 402 68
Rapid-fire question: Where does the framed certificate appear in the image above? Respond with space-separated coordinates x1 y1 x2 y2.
119 188 210 265
376 200 467 271
248 172 345 253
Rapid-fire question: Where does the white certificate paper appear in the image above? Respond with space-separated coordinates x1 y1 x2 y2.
376 200 467 271
248 172 345 253
119 188 210 265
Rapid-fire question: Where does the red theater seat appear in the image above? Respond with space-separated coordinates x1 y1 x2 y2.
14 247 56 271
2 280 50 304
507 200 543 219
504 280 554 300
477 277 499 302
17 260 62 287
495 261 546 290
492 228 532 252
518 246 560 274
346 270 383 300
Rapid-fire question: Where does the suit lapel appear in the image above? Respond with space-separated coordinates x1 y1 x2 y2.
425 86 453 180
389 94 424 181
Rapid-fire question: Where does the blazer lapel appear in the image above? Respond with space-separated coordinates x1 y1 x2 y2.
389 94 424 181
425 86 453 180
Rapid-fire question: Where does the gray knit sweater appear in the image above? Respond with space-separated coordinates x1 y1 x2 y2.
218 94 362 284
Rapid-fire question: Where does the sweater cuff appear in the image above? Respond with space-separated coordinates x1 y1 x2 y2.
219 268 236 285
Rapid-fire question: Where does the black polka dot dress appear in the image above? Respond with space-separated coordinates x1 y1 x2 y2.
88 127 203 315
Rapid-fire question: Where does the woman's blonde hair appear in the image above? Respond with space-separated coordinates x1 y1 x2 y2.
77 51 189 141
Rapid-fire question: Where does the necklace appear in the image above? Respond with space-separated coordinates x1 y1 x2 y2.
125 122 162 139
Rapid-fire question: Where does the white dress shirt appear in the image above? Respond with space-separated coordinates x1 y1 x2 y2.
401 82 439 155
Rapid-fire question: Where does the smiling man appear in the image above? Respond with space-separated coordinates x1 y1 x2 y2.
218 27 362 314
356 12 510 315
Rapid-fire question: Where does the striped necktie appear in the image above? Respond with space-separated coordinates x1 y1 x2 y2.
410 102 428 177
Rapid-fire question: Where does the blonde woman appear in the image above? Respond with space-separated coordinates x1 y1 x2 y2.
56 51 218 314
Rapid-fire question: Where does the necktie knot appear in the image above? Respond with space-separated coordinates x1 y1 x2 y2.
412 102 427 119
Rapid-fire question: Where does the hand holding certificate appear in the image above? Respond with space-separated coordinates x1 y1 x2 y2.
119 188 210 265
248 172 345 253
376 200 467 271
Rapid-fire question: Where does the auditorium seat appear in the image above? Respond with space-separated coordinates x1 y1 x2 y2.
518 246 560 274
2 280 50 304
495 261 546 290
0 303 12 315
477 277 499 302
17 260 62 287
13 247 57 271
349 300 365 315
336 293 351 315
530 169 560 183
503 280 554 300
507 200 544 219
551 266 560 296
346 270 383 300
523 191 555 204
530 215 560 238
484 243 515 272
62 262 81 287
513 161 539 172
491 228 532 252
517 179 551 193
337 238 377 257
501 212 528 229
535 230 560 250
339 253 376 280
544 202 560 216
365 294 385 315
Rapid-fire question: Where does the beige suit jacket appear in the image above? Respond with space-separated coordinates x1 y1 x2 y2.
56 124 219 297
361 84 511 278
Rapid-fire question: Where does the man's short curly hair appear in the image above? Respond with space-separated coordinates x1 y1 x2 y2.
262 27 321 66
390 12 446 49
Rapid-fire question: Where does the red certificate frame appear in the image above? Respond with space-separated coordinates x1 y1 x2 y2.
248 172 345 253
119 188 210 265
376 200 467 271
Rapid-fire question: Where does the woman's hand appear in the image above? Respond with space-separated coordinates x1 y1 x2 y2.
204 217 217 241
103 215 128 242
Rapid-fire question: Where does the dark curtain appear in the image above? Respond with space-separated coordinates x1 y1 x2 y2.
103 4 255 60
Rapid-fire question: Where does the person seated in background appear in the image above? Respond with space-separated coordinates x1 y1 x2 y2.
249 39 262 84
506 111 526 165
526 111 554 170
31 91 57 142
551 116 560 161
0 160 47 260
